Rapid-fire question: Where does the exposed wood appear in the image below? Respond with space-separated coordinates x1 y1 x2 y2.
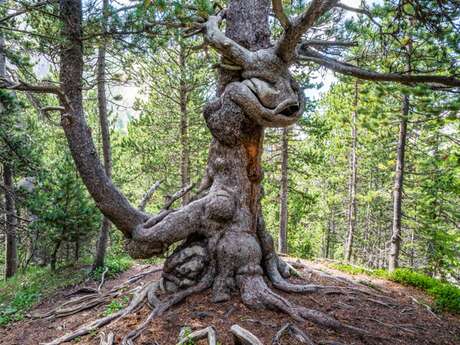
231 325 263 345
272 323 316 345
177 326 217 345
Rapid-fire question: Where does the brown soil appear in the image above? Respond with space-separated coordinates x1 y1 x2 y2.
1 260 459 345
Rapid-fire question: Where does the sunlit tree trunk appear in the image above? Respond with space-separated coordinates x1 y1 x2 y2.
344 81 358 262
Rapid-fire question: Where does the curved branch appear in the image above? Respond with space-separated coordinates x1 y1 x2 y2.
298 48 460 87
58 0 146 237
276 0 338 63
203 14 253 66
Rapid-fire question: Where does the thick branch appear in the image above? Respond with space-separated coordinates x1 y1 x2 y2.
272 0 291 29
298 48 460 87
57 0 147 237
0 78 64 98
276 0 338 63
203 14 253 66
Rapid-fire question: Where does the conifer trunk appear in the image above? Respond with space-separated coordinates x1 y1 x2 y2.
278 127 289 254
179 44 190 206
93 0 112 270
388 95 408 272
3 164 17 279
1 5 18 278
344 81 358 262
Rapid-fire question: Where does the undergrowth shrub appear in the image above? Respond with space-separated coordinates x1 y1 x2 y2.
0 266 86 325
331 263 460 314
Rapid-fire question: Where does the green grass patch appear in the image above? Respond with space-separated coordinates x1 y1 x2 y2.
102 295 130 316
90 254 134 280
0 266 86 325
330 263 460 313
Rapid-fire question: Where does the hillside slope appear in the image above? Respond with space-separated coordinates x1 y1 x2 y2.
1 260 459 345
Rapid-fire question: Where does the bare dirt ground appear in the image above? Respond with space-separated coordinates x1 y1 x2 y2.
1 259 459 345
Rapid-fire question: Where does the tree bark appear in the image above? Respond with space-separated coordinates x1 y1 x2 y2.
92 0 112 270
1 9 18 278
278 127 289 254
344 81 358 262
179 44 190 206
58 0 146 238
3 164 18 279
388 95 408 272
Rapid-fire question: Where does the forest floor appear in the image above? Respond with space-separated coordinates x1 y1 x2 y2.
1 259 459 345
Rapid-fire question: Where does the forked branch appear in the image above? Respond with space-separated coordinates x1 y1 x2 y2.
202 13 253 66
276 0 339 63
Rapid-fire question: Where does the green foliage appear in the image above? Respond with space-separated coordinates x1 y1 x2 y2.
332 264 460 313
103 295 130 316
389 269 460 313
0 266 86 325
180 327 196 345
90 254 134 280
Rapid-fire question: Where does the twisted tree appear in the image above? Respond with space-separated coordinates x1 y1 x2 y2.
2 0 460 342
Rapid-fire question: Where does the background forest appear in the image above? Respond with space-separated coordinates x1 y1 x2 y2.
0 0 459 327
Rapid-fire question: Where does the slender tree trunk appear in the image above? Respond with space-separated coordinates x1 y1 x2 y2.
388 95 408 272
278 128 289 254
3 164 17 279
0 0 17 279
344 81 358 262
179 44 190 205
92 0 112 270
50 239 61 272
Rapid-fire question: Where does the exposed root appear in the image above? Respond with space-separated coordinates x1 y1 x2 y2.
272 323 315 345
121 267 215 345
41 280 157 345
98 267 109 292
231 324 263 345
239 275 371 338
409 295 442 321
99 331 114 345
33 267 162 321
177 326 217 345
